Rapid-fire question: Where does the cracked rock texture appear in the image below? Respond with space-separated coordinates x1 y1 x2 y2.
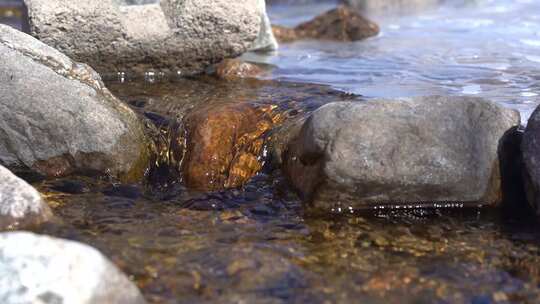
283 96 520 211
0 165 52 230
0 232 146 304
0 24 148 181
24 0 264 76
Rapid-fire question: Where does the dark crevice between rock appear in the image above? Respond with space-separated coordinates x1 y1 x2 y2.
498 126 533 219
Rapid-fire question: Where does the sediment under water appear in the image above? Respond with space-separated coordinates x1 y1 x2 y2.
27 78 540 304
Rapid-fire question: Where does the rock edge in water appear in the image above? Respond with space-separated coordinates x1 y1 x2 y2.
521 104 540 215
283 96 520 212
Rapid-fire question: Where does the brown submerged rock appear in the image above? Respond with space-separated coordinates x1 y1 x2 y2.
182 102 283 190
272 5 379 43
107 78 357 190
272 25 300 43
214 59 267 80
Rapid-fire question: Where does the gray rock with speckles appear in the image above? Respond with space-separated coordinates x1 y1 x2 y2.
283 96 520 211
0 24 148 180
24 0 263 76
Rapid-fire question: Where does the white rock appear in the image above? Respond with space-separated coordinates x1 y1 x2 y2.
0 165 51 230
0 232 146 304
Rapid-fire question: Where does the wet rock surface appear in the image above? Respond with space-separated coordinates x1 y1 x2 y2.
0 165 51 230
107 78 357 190
24 0 262 76
272 6 379 43
182 103 281 190
0 25 148 181
0 231 146 304
213 59 268 80
283 96 520 211
522 105 540 214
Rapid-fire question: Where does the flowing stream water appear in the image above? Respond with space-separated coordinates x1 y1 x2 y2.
250 0 540 123
4 1 540 303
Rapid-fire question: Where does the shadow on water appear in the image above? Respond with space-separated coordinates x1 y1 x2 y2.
26 78 540 304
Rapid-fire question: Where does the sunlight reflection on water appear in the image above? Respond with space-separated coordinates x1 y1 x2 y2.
247 0 540 123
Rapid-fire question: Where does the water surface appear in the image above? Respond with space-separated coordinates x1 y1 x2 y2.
250 0 540 122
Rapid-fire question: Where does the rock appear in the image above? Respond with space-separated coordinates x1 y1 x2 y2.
182 103 282 190
213 59 268 80
271 25 300 43
343 0 440 15
0 24 149 181
24 0 262 76
0 165 52 230
0 232 146 304
107 78 355 190
521 106 540 214
250 0 279 51
283 96 520 211
272 6 379 43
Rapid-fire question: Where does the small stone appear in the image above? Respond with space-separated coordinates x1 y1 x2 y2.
272 5 379 43
271 25 299 43
214 59 267 80
493 292 508 302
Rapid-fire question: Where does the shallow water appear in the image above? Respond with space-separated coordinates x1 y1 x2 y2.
35 170 540 304
26 77 540 304
3 1 540 303
250 0 540 123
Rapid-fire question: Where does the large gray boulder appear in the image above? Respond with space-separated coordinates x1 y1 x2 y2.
0 24 149 181
0 232 146 304
522 105 540 214
24 0 266 76
283 96 520 212
0 165 52 230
